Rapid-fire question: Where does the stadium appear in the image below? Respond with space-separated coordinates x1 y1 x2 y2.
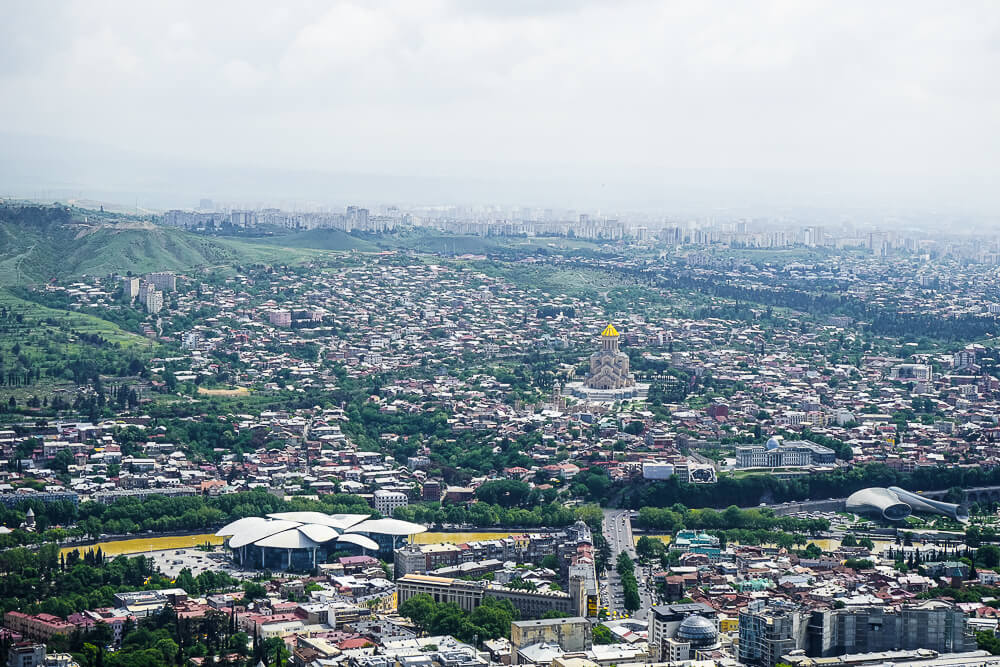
216 512 427 571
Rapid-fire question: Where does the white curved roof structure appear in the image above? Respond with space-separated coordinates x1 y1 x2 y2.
346 517 427 536
336 533 380 551
296 523 340 543
256 528 322 549
847 486 969 522
217 517 269 537
219 512 425 552
229 519 303 548
265 512 370 530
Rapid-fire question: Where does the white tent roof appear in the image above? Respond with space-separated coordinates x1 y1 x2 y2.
336 533 380 551
228 519 303 548
346 518 427 536
255 528 320 549
266 512 369 530
218 513 425 551
216 516 270 537
296 523 340 544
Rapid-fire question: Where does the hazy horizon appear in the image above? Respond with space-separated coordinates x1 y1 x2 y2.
2 1 998 218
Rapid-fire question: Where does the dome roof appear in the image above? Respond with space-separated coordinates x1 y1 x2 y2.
765 436 782 450
676 615 718 647
601 324 619 337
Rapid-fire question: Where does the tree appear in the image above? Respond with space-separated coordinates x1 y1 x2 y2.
593 624 616 644
469 596 518 640
399 593 437 632
574 504 605 530
978 630 1000 655
978 544 1000 568
175 568 198 595
616 552 634 575
263 637 290 666
945 486 966 505
636 536 666 560
475 480 531 508
51 448 74 474
242 581 267 601
803 543 823 559
622 579 641 612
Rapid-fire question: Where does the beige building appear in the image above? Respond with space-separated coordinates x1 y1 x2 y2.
396 573 584 619
511 617 592 653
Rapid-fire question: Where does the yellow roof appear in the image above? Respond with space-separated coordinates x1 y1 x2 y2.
601 324 619 337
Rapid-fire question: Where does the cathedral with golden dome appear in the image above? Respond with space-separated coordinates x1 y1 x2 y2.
565 324 649 403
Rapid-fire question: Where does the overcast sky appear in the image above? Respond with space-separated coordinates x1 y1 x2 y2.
2 1 998 215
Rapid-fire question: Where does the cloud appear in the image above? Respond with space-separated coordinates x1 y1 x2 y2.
0 0 998 212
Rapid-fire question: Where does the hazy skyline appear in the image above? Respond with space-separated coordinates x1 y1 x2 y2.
2 1 998 216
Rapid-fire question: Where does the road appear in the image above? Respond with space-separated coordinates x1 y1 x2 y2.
601 509 654 620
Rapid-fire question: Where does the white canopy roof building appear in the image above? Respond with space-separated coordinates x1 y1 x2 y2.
216 512 426 571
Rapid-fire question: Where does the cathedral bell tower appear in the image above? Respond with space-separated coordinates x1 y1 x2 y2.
601 323 620 352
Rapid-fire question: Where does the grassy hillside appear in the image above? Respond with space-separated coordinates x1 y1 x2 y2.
245 228 378 252
247 227 609 256
0 204 323 284
0 288 150 350
370 229 605 254
0 287 155 407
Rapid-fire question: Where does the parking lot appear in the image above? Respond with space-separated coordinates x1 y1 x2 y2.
149 547 256 580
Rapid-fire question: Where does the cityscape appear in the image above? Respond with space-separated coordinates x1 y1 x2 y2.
2 2 1000 667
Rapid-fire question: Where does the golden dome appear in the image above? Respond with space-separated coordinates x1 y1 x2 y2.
601 323 619 337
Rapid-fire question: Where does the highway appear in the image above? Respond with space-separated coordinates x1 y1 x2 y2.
601 509 654 620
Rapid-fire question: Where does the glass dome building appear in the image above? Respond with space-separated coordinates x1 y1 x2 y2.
676 615 719 649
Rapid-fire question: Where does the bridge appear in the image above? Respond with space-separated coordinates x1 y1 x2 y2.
763 485 1000 516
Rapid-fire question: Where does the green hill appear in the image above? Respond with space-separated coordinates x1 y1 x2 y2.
0 204 321 284
245 228 378 252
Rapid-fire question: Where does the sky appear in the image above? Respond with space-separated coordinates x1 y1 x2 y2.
1 0 998 215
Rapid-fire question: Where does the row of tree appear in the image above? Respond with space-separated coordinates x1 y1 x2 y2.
616 552 641 613
625 462 1000 510
635 504 830 534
